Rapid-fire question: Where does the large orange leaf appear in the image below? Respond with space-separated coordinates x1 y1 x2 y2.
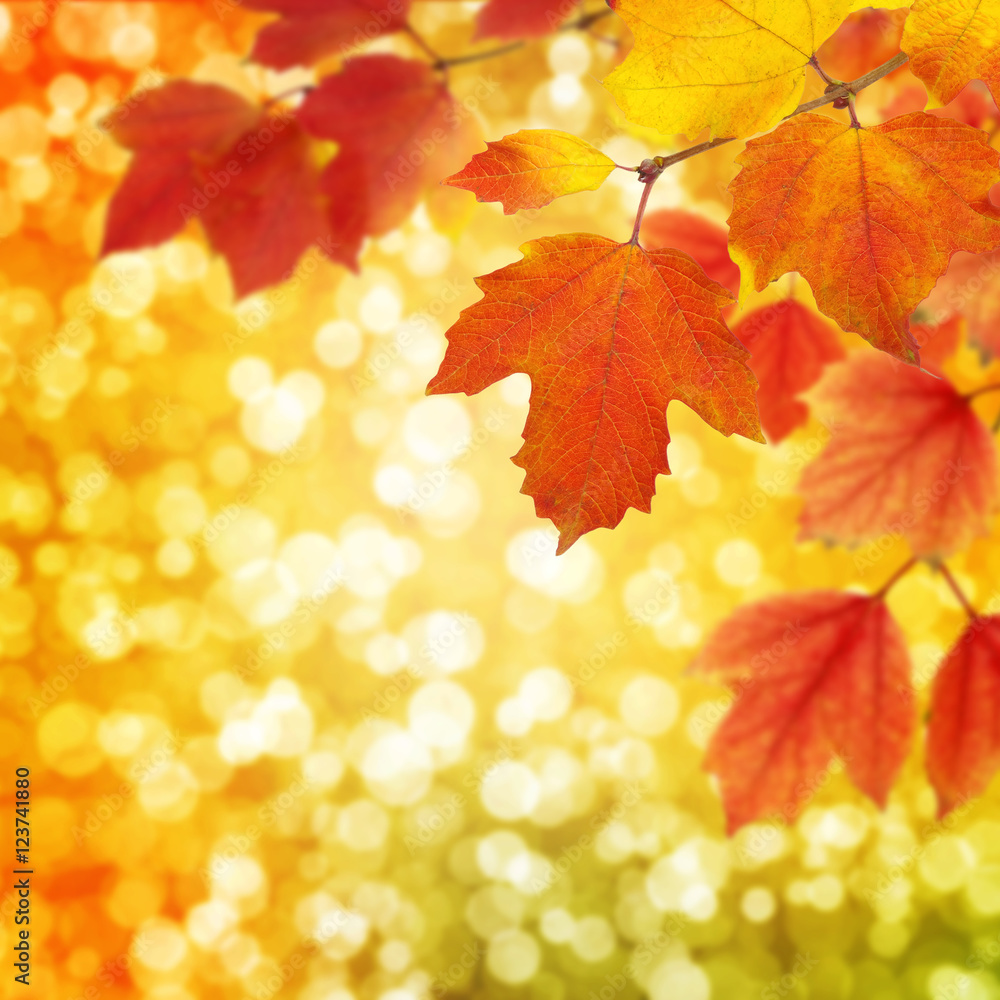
298 55 479 261
798 352 999 557
445 130 616 214
732 299 845 443
692 591 914 833
927 616 1000 816
639 209 740 298
902 0 1000 108
728 112 1000 363
427 234 763 553
245 0 410 69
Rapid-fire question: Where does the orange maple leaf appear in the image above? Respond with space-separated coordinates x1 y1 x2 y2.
691 591 914 833
427 234 762 553
728 112 1000 363
732 299 845 443
927 616 1000 816
798 352 999 557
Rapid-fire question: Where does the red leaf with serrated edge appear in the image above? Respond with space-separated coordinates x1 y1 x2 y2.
105 79 261 154
923 250 1000 356
427 234 762 553
640 209 740 297
298 55 480 262
798 352 999 557
928 616 1000 816
101 151 198 255
474 0 578 39
691 592 914 833
199 120 329 298
731 299 845 443
245 0 410 69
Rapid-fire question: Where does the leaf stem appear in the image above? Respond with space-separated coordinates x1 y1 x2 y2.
937 562 978 619
874 557 918 599
629 157 667 243
646 51 909 174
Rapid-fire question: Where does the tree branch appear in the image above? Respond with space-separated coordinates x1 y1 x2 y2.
648 51 910 173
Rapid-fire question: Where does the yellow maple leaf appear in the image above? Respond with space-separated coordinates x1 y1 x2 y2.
902 0 1000 107
604 0 854 139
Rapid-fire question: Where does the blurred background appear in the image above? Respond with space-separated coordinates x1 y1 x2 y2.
4 3 1000 1000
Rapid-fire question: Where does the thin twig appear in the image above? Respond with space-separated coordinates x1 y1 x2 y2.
646 51 910 173
937 562 978 619
874 557 918 599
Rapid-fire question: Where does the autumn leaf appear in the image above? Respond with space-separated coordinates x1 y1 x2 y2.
815 7 906 83
923 250 1000 356
604 0 853 139
299 55 480 262
445 130 616 214
927 616 1000 816
245 0 410 69
798 352 999 557
198 120 329 298
691 591 914 833
639 209 740 297
105 79 262 154
731 299 845 443
102 80 264 256
427 234 763 553
474 0 577 40
902 0 1000 108
728 112 1000 363
103 81 331 296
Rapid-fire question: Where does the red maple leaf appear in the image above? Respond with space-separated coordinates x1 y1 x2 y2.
798 352 999 557
691 591 915 832
927 616 1000 816
474 0 579 39
245 0 411 69
428 233 762 552
731 299 845 443
103 82 329 296
298 55 480 265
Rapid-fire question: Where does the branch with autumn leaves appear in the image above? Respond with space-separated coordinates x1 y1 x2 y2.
93 0 1000 832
